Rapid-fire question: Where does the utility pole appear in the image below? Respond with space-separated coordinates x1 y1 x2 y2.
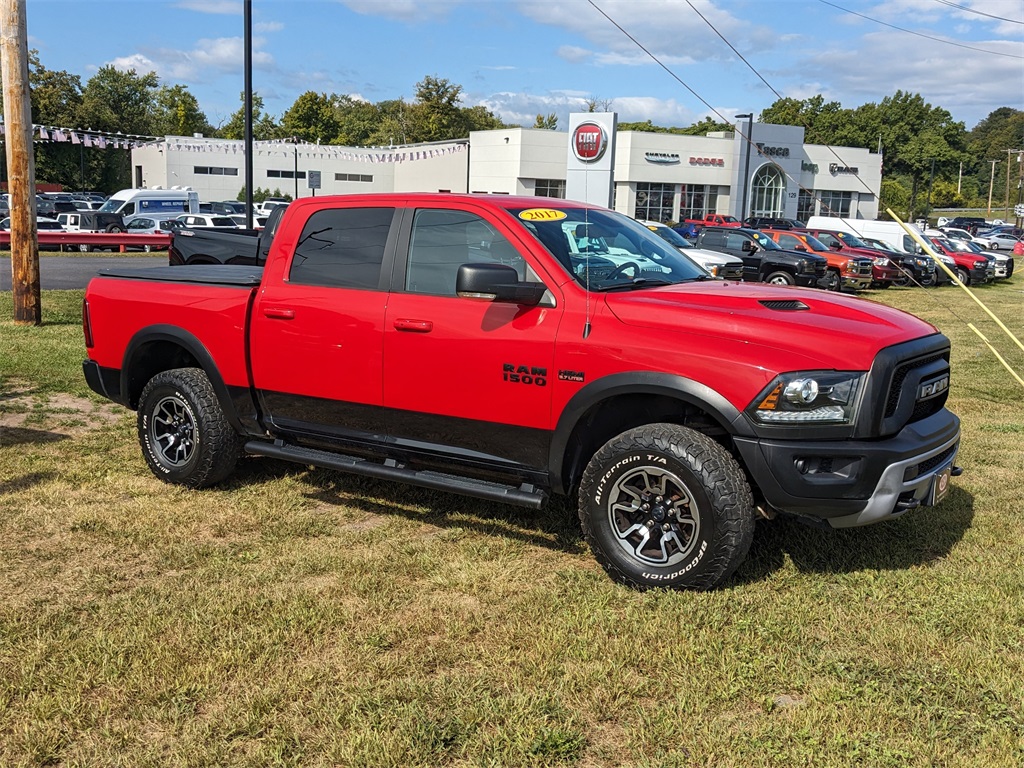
0 0 40 325
987 159 997 216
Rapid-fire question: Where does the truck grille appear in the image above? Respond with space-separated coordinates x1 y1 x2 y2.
853 260 873 277
876 348 950 435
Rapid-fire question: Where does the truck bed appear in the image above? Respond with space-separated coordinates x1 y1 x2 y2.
98 265 263 286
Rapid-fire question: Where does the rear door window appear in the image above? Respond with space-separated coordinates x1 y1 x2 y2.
289 207 395 289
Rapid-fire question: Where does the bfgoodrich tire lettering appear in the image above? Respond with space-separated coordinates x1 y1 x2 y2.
578 424 755 590
137 368 242 488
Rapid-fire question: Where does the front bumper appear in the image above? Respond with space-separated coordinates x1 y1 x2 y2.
734 409 961 528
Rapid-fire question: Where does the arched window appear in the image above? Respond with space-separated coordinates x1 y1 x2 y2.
749 164 785 218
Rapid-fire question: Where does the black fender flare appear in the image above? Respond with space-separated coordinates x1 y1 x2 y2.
121 325 246 435
547 371 754 495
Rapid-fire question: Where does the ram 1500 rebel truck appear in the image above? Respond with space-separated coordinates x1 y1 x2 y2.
695 226 828 287
82 193 962 591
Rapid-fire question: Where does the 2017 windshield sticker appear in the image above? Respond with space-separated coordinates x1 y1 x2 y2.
519 208 567 222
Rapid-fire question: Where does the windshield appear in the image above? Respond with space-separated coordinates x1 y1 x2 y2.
98 198 124 213
835 231 868 248
646 224 694 249
510 206 709 290
749 230 783 250
800 234 830 252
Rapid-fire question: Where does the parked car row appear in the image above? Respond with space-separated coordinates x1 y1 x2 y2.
648 213 1014 292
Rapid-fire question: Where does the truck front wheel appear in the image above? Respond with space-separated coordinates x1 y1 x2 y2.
578 424 755 591
765 271 795 286
137 368 242 488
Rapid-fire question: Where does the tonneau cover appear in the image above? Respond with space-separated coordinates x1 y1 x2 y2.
97 265 263 287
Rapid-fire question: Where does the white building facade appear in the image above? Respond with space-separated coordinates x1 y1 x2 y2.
132 121 881 222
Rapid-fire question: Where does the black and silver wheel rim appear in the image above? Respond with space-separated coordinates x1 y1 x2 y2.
605 466 700 567
151 395 197 468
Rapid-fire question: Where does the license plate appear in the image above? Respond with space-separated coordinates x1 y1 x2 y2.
928 465 952 506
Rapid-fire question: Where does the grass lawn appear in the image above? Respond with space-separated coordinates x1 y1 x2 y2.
0 282 1022 767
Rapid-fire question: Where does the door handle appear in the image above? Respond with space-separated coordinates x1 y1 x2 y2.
393 318 433 332
263 307 295 320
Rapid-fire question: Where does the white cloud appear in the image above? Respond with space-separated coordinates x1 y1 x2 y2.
105 37 274 85
255 21 284 33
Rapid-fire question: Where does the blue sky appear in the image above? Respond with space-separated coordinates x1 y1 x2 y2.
25 0 1024 136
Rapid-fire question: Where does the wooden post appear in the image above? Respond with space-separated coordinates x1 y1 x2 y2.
0 0 40 325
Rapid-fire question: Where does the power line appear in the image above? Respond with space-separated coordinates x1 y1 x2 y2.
683 0 784 101
929 0 1024 26
817 0 1024 59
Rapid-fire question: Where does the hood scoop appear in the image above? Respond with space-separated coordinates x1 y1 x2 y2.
759 299 810 311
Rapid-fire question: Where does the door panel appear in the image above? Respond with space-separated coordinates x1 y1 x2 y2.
383 206 561 469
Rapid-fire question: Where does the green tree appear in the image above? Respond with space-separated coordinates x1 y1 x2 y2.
330 94 380 145
152 84 214 138
759 95 848 144
17 51 84 187
409 75 466 142
220 92 280 140
281 91 339 143
967 108 1024 211
533 113 558 130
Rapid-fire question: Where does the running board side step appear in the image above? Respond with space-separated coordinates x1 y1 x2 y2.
244 440 548 510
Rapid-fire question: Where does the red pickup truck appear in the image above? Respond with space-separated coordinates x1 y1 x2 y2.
683 213 743 229
82 193 962 590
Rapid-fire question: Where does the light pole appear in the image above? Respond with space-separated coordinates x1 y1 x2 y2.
925 157 936 222
735 113 753 221
285 136 300 199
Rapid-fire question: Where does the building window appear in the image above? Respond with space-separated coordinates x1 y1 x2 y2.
268 170 306 179
635 182 675 222
534 179 566 199
334 173 373 182
750 165 785 218
193 166 239 176
818 190 852 218
797 190 817 221
679 184 718 221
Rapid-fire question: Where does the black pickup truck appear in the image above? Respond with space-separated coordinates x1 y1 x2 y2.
695 226 827 287
168 206 285 266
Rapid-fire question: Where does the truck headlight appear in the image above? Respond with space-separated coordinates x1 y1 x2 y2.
749 372 865 425
706 263 721 276
873 256 889 266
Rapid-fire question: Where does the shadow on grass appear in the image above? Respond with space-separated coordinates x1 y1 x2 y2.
734 486 974 584
0 471 56 494
0 427 72 447
231 457 586 556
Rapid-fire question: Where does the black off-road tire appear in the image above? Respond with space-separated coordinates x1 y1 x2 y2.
765 271 795 286
137 368 242 488
955 267 970 285
578 424 756 591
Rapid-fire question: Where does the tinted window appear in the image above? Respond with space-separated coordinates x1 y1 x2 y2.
289 207 393 289
776 233 802 250
406 209 524 296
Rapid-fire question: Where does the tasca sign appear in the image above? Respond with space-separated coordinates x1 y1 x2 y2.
572 122 609 163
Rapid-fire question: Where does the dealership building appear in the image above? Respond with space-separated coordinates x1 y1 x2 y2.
131 117 881 222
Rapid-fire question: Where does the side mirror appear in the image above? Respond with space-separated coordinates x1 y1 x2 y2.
795 245 808 252
829 242 842 250
741 240 754 252
456 263 546 306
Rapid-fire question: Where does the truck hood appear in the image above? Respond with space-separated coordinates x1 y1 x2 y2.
604 280 936 370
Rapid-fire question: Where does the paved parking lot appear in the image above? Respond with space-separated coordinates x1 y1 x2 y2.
0 255 164 290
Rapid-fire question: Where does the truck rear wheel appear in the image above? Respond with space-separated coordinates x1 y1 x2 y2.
577 424 755 591
765 271 795 286
137 368 242 488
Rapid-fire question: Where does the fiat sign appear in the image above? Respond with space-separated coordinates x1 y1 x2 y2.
572 122 607 163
